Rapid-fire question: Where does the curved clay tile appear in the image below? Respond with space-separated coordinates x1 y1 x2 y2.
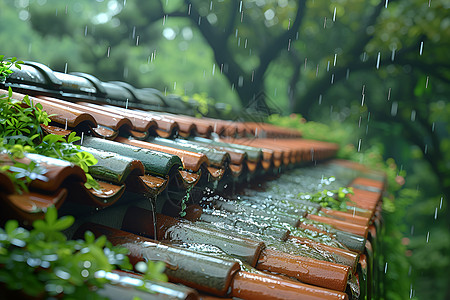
158 113 210 137
256 248 350 292
150 137 231 169
91 125 118 140
4 188 67 222
123 173 168 197
288 236 359 272
138 174 168 195
229 164 243 177
190 137 249 165
124 109 179 138
80 136 182 178
177 170 201 186
38 96 132 131
0 153 86 193
230 271 348 300
351 177 385 191
68 181 125 208
81 146 145 185
78 102 157 133
117 137 209 173
3 89 97 128
320 208 370 226
40 124 72 137
129 130 149 140
306 214 369 238
219 138 274 169
206 166 225 180
170 114 215 137
77 223 240 297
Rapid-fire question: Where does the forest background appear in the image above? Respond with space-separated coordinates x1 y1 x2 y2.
0 0 449 299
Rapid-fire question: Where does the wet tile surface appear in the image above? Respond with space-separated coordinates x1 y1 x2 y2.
0 69 387 299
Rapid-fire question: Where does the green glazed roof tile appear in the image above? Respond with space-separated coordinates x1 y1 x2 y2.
80 136 182 177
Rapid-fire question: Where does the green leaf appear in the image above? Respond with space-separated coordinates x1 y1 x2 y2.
5 219 19 235
66 132 80 144
94 235 107 248
45 206 58 226
53 215 75 231
84 230 95 244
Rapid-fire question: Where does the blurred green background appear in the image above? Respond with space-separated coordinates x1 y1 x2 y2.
0 0 448 298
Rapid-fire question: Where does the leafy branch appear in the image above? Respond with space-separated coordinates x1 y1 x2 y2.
0 57 99 192
0 55 23 82
0 207 167 299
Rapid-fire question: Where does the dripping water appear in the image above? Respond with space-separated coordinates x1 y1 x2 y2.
144 193 158 240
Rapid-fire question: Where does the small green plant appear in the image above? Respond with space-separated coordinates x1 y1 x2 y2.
0 56 23 82
0 77 99 192
0 207 168 299
298 186 355 211
181 93 212 117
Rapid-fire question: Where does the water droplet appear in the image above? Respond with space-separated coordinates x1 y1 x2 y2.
439 196 443 209
81 269 89 277
136 35 140 46
376 52 381 69
384 262 388 273
391 47 396 61
434 207 438 219
333 7 336 21
391 101 398 116
387 88 391 100
330 73 334 84
419 41 424 55
357 139 362 152
64 62 68 74
107 46 111 57
426 231 430 243
385 0 389 8
425 76 429 88
80 132 84 145
410 110 416 121
84 25 88 36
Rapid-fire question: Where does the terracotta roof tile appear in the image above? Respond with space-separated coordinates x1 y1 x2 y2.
0 66 390 299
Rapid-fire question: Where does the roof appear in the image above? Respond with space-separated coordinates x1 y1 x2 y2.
0 62 386 300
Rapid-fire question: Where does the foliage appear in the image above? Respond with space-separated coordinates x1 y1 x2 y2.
0 206 167 299
298 186 355 211
0 1 448 298
0 82 99 192
0 56 23 82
